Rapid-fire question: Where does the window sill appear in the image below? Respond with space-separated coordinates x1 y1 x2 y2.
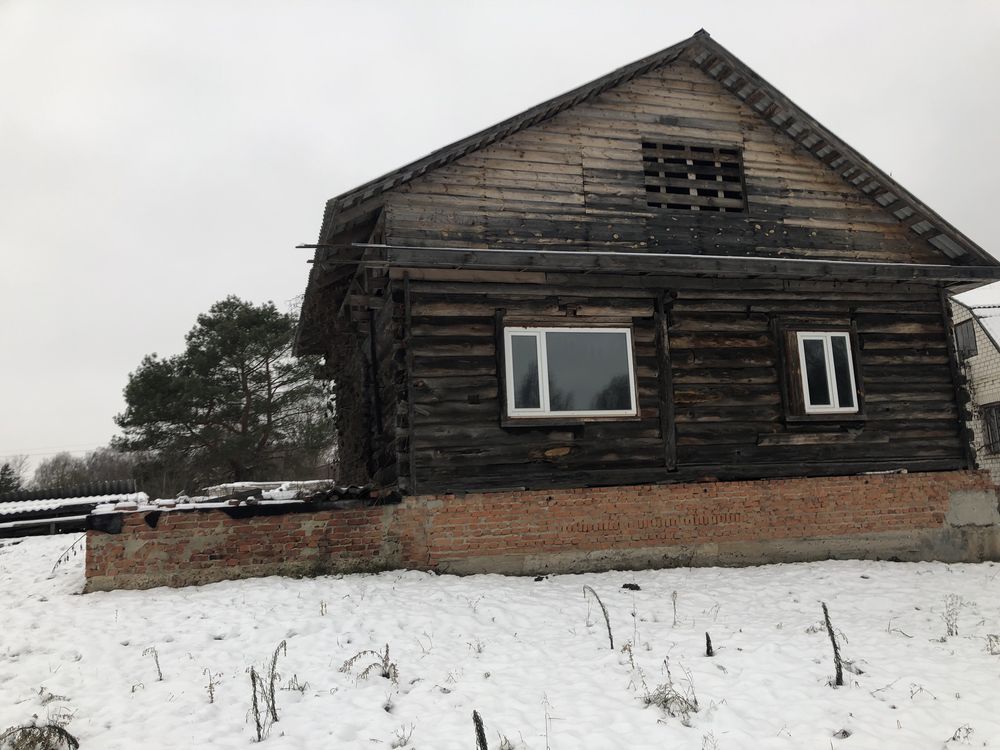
501 414 642 428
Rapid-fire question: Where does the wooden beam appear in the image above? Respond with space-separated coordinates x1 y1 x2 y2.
903 213 931 229
698 54 720 73
403 275 417 494
357 245 1000 284
368 309 384 436
760 102 780 120
725 75 748 92
388 267 547 284
743 89 766 107
940 289 976 469
655 293 677 470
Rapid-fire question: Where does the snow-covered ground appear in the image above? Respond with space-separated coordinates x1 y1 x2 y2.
2 536 999 749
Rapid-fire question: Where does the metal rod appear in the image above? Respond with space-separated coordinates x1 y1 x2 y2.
301 241 997 273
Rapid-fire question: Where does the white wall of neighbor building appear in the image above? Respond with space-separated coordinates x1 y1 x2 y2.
952 296 1000 483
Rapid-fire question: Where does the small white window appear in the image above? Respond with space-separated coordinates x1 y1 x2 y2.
796 332 858 414
504 327 638 418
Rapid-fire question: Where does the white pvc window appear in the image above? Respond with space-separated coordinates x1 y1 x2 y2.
504 327 638 418
796 332 858 414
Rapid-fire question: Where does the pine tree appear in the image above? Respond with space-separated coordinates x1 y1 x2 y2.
115 297 335 489
0 463 21 494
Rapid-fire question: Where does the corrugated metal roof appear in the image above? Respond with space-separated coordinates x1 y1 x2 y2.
0 493 148 517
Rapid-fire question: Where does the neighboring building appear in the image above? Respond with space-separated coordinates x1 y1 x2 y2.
952 290 1000 482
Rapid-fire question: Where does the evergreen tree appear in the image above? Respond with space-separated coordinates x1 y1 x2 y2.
0 463 21 494
115 296 334 490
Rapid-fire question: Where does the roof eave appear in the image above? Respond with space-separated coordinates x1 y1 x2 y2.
318 33 700 239
691 35 996 268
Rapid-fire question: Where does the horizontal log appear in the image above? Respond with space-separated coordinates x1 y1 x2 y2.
412 458 966 494
338 245 1000 284
756 431 889 446
676 440 960 465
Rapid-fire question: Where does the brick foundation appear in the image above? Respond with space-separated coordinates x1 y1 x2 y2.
85 470 1000 591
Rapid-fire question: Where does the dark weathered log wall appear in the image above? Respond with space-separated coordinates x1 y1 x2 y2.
327 52 970 492
403 280 663 493
384 59 945 265
366 287 402 489
385 275 963 494
326 332 370 485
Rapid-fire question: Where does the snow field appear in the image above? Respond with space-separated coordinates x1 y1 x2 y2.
1 535 999 749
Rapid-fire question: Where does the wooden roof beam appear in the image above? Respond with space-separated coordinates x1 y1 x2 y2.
902 212 931 229
698 54 720 73
353 244 1000 284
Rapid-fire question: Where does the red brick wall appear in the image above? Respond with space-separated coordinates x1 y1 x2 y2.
399 471 992 566
85 470 998 590
85 504 396 590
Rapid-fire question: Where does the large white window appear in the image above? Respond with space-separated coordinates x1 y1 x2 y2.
504 327 638 418
796 331 858 414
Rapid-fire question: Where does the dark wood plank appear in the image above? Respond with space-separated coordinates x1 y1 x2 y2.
655 292 677 469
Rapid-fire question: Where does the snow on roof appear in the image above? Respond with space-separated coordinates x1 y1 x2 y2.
0 492 149 517
973 310 1000 349
200 480 338 496
92 495 303 515
956 280 1000 309
90 482 373 515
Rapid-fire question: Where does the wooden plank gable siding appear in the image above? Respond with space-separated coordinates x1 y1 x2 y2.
384 58 943 265
390 271 963 494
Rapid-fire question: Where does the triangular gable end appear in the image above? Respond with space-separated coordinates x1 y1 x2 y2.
386 57 942 265
317 31 993 268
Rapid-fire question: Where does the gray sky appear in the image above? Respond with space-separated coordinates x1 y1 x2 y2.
1 0 998 469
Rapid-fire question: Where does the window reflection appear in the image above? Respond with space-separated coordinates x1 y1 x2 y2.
510 335 540 409
545 331 632 412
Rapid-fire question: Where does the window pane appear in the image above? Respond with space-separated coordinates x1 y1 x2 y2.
544 331 632 412
510 335 540 409
802 338 831 406
831 336 855 409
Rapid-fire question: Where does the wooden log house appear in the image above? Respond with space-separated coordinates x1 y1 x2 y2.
82 32 1000 591
295 31 1000 499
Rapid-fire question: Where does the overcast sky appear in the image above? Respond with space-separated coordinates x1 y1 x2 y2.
1 0 998 469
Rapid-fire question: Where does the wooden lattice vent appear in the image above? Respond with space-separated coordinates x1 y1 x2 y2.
641 142 745 212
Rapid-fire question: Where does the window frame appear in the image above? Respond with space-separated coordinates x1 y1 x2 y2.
776 321 865 423
982 403 1000 454
502 326 639 420
795 331 860 415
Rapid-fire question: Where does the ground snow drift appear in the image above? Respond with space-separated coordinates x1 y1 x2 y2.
1 535 999 749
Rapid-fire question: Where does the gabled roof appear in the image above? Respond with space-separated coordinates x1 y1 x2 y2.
315 30 994 267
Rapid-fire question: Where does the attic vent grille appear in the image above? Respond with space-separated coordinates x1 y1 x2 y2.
641 142 745 212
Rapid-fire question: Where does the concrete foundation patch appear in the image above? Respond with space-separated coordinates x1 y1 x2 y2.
945 489 1000 527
